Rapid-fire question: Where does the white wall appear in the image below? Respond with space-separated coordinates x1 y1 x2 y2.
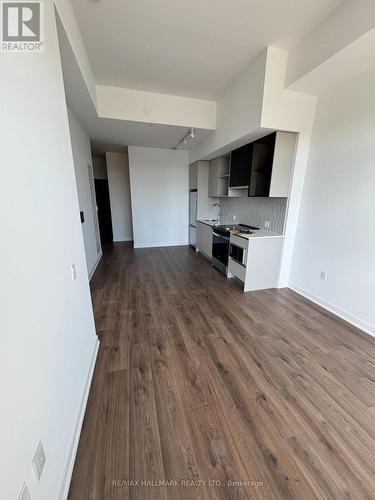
93 156 108 179
97 85 216 129
0 2 98 499
261 47 317 287
189 49 267 163
128 147 189 248
286 0 375 91
54 0 97 107
106 152 133 242
290 66 375 335
68 108 101 276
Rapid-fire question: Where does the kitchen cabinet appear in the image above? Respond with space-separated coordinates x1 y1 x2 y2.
248 133 276 197
196 221 212 258
190 160 218 218
228 233 283 291
208 156 242 198
207 131 297 199
268 131 297 197
208 157 228 197
249 131 297 197
229 143 253 188
189 161 218 247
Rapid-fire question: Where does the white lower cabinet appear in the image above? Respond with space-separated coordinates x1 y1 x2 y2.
196 221 212 258
228 234 283 291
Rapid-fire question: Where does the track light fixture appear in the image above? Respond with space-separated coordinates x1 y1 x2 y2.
173 128 196 149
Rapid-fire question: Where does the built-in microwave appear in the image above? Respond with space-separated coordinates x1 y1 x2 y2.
229 244 246 267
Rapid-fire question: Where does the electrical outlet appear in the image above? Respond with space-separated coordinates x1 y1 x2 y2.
320 270 328 281
71 263 77 281
32 441 46 481
18 482 31 500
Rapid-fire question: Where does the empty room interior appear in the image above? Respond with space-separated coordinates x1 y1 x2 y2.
2 0 375 499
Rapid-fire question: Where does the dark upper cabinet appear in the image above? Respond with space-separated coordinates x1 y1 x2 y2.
248 132 276 197
229 143 253 188
226 131 295 198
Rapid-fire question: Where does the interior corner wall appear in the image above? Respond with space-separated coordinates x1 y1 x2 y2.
106 152 133 242
128 147 189 248
0 2 98 499
67 107 101 275
290 66 375 335
54 0 97 107
188 49 267 163
93 156 108 179
261 46 317 288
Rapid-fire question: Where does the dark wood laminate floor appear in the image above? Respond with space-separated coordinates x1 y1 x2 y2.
68 243 375 500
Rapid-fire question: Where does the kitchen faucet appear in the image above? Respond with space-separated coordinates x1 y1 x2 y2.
212 202 221 222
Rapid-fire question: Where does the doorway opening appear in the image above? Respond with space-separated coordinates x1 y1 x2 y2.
92 156 113 245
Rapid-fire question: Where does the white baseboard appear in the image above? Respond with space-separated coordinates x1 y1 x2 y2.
113 237 133 242
276 281 288 289
133 241 188 249
58 338 100 500
89 251 103 281
289 283 375 338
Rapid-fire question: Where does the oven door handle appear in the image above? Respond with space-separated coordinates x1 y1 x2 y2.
242 248 247 266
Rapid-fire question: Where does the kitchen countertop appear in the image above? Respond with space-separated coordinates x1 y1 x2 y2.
230 229 283 239
196 219 283 239
196 219 220 227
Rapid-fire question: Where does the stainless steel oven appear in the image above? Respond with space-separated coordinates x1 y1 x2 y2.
212 227 230 275
212 223 258 275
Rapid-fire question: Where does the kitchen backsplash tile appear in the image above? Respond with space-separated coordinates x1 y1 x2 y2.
219 197 287 234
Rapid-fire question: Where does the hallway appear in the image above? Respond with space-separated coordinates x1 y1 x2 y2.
68 243 375 500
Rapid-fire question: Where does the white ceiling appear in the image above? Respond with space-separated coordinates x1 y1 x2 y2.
71 0 343 99
57 16 211 152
